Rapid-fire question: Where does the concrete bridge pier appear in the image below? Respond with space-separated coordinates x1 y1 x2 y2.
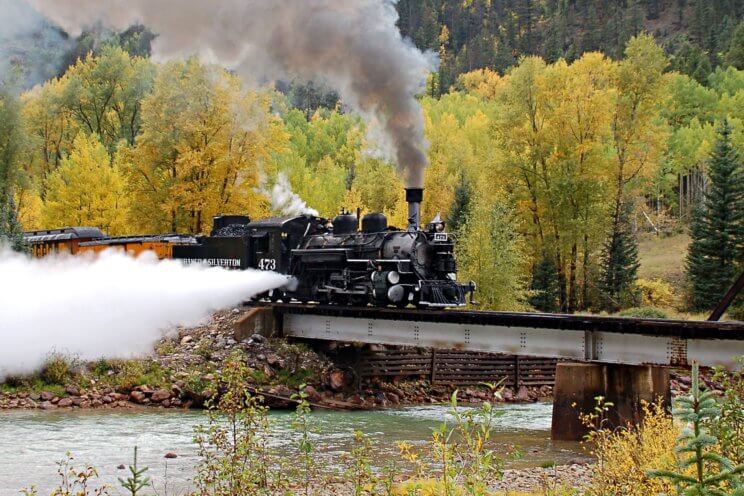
551 362 670 441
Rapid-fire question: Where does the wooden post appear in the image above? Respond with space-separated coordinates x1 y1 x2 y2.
514 356 521 390
430 348 437 384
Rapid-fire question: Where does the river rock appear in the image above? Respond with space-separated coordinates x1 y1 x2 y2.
40 391 54 401
130 391 147 404
516 386 531 402
329 370 347 391
39 401 56 410
151 389 172 402
164 452 178 459
180 335 193 345
303 385 322 402
266 354 284 367
57 398 73 407
65 386 79 396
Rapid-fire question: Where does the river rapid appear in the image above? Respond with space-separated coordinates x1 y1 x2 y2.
0 402 586 494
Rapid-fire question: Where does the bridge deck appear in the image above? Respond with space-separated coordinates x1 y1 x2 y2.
264 304 744 369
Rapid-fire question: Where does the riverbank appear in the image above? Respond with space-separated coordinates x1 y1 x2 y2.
0 308 555 412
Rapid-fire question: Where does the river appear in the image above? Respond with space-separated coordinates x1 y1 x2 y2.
0 402 586 494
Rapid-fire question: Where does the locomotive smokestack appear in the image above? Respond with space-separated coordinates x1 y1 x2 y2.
405 188 424 230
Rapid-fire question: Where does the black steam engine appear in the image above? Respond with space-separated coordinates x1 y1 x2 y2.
26 188 475 308
193 188 475 308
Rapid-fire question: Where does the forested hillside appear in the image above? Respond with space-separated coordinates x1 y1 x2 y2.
397 0 744 92
1 1 743 318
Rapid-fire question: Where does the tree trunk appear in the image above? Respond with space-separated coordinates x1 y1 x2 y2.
568 243 577 313
582 233 590 310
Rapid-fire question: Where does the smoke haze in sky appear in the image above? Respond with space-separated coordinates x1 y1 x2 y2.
26 0 436 187
0 0 72 87
0 249 288 379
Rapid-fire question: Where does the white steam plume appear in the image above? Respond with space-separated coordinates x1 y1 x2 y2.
265 172 319 217
26 0 436 187
0 249 288 379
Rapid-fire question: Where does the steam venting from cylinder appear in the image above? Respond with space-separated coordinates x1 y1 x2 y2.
26 0 436 188
405 188 423 230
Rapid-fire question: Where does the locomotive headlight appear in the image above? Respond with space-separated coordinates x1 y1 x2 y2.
387 284 405 303
387 271 400 285
436 223 444 232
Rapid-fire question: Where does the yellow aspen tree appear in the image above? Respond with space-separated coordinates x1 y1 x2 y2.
539 52 615 310
121 59 286 234
42 133 128 235
610 34 668 227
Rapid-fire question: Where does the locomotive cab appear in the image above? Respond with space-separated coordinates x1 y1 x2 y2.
244 216 323 273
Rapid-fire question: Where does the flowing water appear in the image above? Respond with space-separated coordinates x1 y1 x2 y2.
0 402 586 494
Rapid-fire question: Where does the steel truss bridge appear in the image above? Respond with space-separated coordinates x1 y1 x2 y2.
261 304 744 369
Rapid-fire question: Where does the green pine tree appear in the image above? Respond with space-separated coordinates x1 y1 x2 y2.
528 252 560 313
446 171 472 234
599 202 640 311
686 120 744 311
0 194 27 253
648 363 744 495
724 21 744 70
118 446 151 496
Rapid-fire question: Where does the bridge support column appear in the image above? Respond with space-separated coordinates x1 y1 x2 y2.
551 362 670 441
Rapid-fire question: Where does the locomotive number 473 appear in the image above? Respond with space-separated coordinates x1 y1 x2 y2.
258 258 277 270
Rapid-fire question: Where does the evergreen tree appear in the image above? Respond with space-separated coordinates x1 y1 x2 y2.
446 171 472 233
648 364 744 495
724 21 744 70
599 202 640 311
528 252 560 312
0 194 26 253
687 120 744 310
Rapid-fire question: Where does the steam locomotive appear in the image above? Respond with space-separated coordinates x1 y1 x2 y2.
24 188 475 308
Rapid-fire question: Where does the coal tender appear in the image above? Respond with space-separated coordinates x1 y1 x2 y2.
246 188 476 308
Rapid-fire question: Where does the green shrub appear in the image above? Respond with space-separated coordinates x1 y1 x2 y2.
40 353 73 385
618 307 669 319
92 358 113 377
106 360 166 391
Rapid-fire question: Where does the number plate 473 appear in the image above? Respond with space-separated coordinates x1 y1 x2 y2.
258 258 277 270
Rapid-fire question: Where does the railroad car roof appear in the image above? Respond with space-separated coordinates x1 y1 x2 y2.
23 226 105 243
79 234 198 246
